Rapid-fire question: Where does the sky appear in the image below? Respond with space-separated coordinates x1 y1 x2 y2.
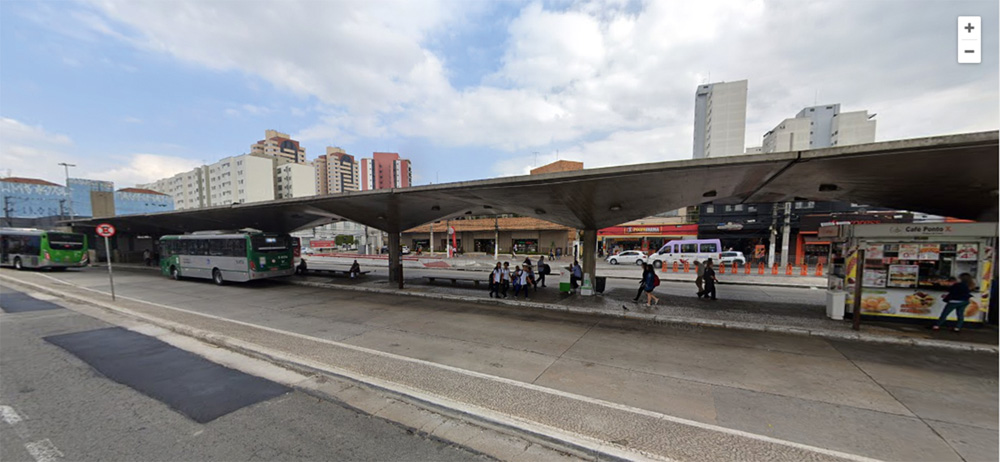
1 0 997 188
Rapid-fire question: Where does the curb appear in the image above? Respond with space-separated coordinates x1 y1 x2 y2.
0 273 656 462
282 278 998 354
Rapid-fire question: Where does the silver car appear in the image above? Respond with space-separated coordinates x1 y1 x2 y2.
606 250 648 266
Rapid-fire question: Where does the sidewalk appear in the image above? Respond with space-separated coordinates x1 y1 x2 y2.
110 263 998 351
305 255 828 288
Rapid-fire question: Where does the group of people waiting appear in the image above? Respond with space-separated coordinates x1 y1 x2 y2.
489 256 551 299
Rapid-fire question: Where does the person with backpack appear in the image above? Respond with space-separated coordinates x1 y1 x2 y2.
643 263 660 306
536 255 548 287
633 262 650 302
512 266 526 299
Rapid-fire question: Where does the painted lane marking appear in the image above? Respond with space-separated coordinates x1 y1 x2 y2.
25 272 881 462
1 405 23 425
25 439 64 462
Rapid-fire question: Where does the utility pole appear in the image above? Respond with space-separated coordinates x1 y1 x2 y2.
494 216 499 260
58 163 76 220
430 221 434 255
3 196 13 227
767 204 778 267
780 202 792 268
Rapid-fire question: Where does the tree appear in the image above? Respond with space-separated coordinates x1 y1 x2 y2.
335 235 355 246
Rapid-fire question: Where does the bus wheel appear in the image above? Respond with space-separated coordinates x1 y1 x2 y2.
212 269 224 286
170 266 181 280
13 257 23 270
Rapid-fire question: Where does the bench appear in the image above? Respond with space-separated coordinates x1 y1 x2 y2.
423 276 484 287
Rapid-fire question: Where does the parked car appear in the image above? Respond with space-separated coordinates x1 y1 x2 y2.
401 245 411 255
606 250 647 266
719 251 746 265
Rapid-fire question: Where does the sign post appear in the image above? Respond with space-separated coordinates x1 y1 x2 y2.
96 223 116 301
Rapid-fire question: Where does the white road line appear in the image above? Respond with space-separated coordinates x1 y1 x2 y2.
0 405 23 425
25 439 63 462
26 292 59 301
22 272 882 462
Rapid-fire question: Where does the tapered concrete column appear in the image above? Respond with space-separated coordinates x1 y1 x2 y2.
582 229 597 290
388 232 403 289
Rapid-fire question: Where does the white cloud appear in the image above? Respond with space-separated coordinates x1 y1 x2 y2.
1 117 198 187
91 153 201 187
39 0 1000 180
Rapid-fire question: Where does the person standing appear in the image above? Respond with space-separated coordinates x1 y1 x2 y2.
524 264 537 291
932 273 975 332
633 262 650 302
489 262 502 298
143 249 151 267
570 260 583 293
536 255 547 287
699 259 718 300
501 262 512 298
694 261 705 298
643 264 660 306
349 260 361 278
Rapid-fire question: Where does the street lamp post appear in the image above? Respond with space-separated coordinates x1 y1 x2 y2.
58 162 76 220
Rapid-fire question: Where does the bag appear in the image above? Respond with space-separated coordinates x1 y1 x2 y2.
542 263 551 275
653 273 660 287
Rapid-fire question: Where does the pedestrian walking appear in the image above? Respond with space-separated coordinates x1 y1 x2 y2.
932 273 975 332
643 264 660 307
694 261 704 298
570 260 583 292
699 258 718 300
633 262 650 302
489 262 503 298
512 267 525 299
524 264 537 291
501 261 512 298
143 249 151 266
536 255 547 287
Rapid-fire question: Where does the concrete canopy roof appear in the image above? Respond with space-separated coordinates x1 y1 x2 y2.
72 131 998 236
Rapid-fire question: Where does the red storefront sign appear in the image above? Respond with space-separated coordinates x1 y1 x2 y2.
598 224 698 236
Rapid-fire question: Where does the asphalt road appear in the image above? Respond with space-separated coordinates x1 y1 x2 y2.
0 285 489 462
3 268 997 461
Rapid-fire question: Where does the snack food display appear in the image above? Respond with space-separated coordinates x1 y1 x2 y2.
860 295 892 313
900 291 935 314
964 301 980 317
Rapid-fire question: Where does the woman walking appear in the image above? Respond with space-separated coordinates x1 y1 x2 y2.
489 262 503 298
699 259 718 300
932 273 975 332
643 264 659 306
633 262 649 302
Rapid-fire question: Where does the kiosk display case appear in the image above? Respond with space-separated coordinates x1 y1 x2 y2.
825 223 997 323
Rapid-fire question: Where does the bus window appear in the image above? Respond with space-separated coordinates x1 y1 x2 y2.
700 243 718 253
252 235 289 252
680 243 697 253
48 233 85 250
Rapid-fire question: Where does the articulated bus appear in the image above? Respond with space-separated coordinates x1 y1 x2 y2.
0 228 89 270
158 231 295 284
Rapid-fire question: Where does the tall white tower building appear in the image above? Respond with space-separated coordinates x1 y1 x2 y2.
692 80 748 159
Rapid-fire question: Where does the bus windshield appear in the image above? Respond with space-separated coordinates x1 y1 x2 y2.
48 233 85 250
251 234 290 252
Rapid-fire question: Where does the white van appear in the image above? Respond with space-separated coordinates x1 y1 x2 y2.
649 239 723 268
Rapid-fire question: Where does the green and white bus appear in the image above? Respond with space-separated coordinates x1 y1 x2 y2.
158 231 295 284
0 228 89 270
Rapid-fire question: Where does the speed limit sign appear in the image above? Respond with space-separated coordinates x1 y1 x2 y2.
96 223 116 237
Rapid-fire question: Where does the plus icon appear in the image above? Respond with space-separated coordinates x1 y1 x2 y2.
964 22 975 33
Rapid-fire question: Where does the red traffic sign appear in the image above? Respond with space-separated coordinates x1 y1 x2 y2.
96 223 116 238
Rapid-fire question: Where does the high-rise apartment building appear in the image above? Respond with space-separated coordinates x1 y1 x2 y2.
313 147 360 195
360 152 412 191
275 162 316 199
762 104 876 153
207 154 275 206
693 80 748 158
251 129 306 164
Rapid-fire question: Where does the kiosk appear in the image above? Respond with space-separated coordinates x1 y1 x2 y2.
824 223 997 323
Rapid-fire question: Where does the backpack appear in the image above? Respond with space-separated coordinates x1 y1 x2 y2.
653 273 660 287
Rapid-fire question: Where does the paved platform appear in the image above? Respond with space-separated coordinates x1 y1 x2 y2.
1 267 996 461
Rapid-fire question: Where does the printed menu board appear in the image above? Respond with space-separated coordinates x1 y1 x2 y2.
898 244 920 260
918 244 940 261
863 269 887 288
864 244 884 260
887 264 918 288
956 243 979 261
